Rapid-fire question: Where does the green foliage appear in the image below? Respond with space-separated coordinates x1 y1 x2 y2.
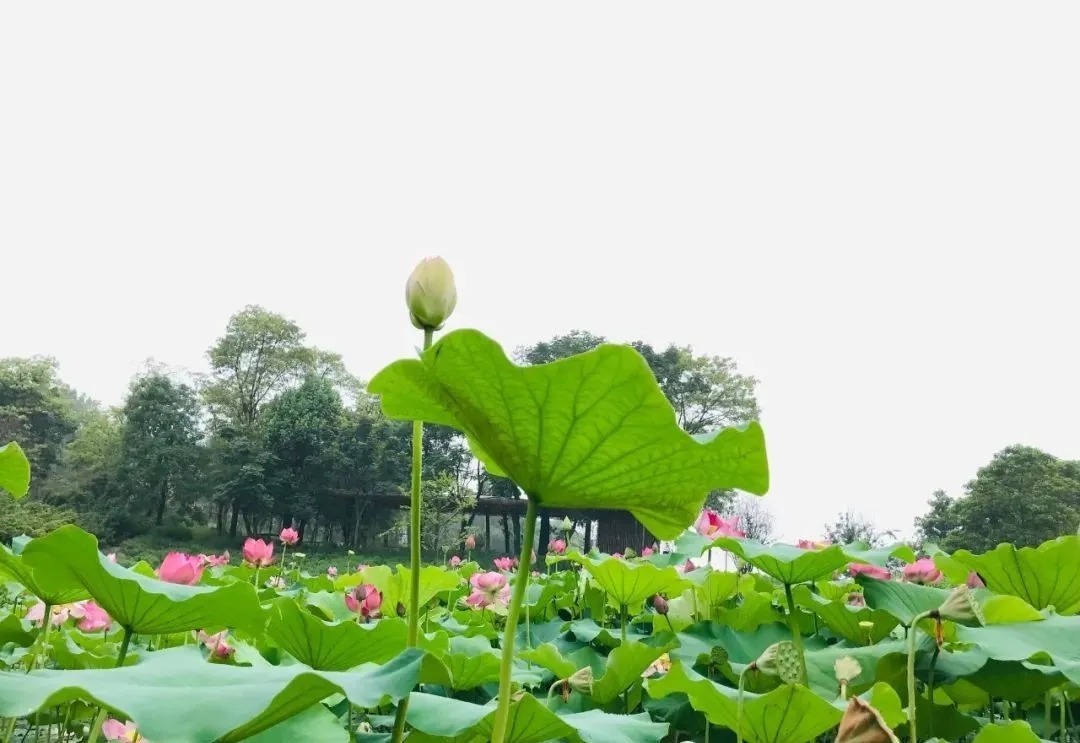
369 329 769 539
0 440 30 498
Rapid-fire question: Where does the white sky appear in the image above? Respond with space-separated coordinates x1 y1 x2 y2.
3 3 1078 543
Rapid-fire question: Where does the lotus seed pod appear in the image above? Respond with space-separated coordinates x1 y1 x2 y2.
405 256 457 331
834 656 862 684
753 641 801 683
709 646 729 668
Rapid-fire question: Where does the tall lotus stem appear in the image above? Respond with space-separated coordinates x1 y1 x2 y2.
735 668 748 743
906 610 931 743
390 326 434 743
490 498 538 743
781 584 807 683
116 627 133 668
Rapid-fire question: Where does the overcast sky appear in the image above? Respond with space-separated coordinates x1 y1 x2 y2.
3 3 1077 542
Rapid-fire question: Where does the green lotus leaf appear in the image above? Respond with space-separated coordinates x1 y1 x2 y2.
405 690 669 742
855 576 951 626
792 584 898 644
21 525 264 635
0 441 30 499
951 613 1080 685
841 542 917 567
436 635 504 691
647 661 842 743
0 645 425 743
593 638 676 704
951 537 1080 614
970 720 1046 742
266 599 408 670
368 329 769 539
565 552 689 609
709 539 852 585
0 544 89 606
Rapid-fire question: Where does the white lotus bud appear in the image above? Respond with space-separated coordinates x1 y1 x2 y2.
405 257 457 331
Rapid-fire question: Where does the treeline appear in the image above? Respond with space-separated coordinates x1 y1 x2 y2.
0 310 761 555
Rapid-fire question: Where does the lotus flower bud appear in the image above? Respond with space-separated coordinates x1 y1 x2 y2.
396 601 407 618
651 594 669 615
561 516 573 532
405 257 457 331
836 696 900 743
936 585 984 626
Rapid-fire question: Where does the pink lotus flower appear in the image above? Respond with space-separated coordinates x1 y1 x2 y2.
611 552 624 560
26 602 71 626
197 630 234 659
199 551 230 567
466 571 510 609
279 527 299 546
449 555 462 568
966 571 985 589
641 546 654 557
101 719 140 743
345 584 382 620
74 601 112 632
848 563 890 581
902 558 941 585
797 539 831 550
243 538 274 567
681 558 696 573
327 566 338 578
695 510 745 539
493 556 514 571
106 553 117 563
157 552 204 585
464 535 476 550
549 539 566 555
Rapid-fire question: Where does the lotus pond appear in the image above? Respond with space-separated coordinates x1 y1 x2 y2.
1 265 1078 742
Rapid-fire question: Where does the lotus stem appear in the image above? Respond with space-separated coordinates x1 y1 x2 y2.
116 627 133 668
86 708 108 743
782 584 807 683
1060 690 1067 742
490 498 538 743
390 327 434 743
621 604 628 645
736 668 747 743
907 610 931 742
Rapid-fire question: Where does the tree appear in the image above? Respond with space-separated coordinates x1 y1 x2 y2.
724 493 774 542
0 357 79 490
262 377 348 536
115 374 202 526
630 343 760 435
202 306 316 428
947 446 1080 553
913 490 962 550
513 330 606 365
824 508 894 546
41 407 123 511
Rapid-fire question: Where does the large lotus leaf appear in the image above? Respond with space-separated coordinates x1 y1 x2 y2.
803 639 908 699
709 539 852 585
673 621 792 669
855 576 951 626
841 542 917 567
0 544 89 605
980 594 1044 624
961 658 1065 701
436 635 504 691
566 553 688 609
519 643 580 680
0 645 425 743
647 661 842 743
687 570 740 611
792 585 898 644
951 537 1080 614
951 613 1080 685
405 691 668 743
0 441 30 499
970 721 1046 742
266 599 408 670
368 329 769 539
21 526 264 634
